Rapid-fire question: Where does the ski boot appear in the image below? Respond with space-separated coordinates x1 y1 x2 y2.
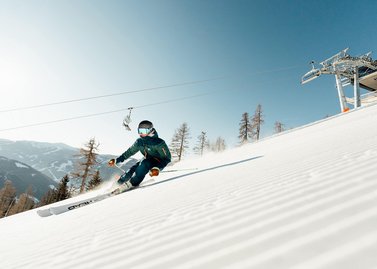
111 181 134 195
117 173 131 185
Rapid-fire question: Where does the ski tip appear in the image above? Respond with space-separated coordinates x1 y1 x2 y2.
37 209 53 217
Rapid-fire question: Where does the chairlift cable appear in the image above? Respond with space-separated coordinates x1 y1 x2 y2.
0 92 214 132
0 65 303 114
0 77 224 113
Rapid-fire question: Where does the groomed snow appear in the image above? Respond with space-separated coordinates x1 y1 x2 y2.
1 104 377 268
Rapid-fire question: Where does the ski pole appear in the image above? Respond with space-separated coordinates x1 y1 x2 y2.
114 164 125 173
105 159 126 173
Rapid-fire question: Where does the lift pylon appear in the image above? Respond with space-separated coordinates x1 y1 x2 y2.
302 48 377 112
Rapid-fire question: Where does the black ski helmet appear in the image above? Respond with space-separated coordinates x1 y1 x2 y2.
138 120 153 129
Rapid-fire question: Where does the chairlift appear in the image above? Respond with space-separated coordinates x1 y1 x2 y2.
301 61 321 84
122 107 134 131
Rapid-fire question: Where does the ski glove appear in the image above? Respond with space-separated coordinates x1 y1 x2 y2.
149 167 160 177
108 159 116 167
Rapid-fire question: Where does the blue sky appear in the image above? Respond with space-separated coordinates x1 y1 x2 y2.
0 0 376 155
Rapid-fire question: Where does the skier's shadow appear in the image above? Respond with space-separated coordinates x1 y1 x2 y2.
141 155 263 189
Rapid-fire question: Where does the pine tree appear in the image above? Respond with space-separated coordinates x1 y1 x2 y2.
38 189 56 207
8 186 35 216
55 175 70 201
238 112 253 145
170 122 191 161
274 121 285 134
37 175 71 208
193 131 209 156
0 180 17 218
251 104 264 141
72 138 100 193
87 170 102 191
211 137 227 152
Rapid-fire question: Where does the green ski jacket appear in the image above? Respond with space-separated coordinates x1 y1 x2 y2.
116 130 171 166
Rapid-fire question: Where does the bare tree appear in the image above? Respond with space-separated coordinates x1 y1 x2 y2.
72 138 100 193
274 121 285 134
251 104 264 141
211 137 227 152
193 131 209 156
170 122 191 161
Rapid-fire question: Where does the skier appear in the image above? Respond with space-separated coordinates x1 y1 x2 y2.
108 120 171 193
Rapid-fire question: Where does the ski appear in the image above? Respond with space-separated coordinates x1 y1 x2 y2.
36 178 155 217
36 187 139 217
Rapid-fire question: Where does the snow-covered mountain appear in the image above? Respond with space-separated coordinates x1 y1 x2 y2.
0 156 57 200
1 103 377 268
0 139 129 183
0 139 78 180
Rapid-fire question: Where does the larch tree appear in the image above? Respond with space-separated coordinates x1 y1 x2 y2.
211 137 227 152
72 138 100 193
251 104 264 141
170 122 191 162
274 121 285 134
8 186 35 216
0 180 17 218
193 131 209 156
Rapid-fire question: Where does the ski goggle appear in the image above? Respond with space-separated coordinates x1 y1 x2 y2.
138 128 152 135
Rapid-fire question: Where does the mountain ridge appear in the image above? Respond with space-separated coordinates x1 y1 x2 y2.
0 156 57 200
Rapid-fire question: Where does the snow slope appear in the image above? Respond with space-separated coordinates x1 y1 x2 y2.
1 104 377 269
